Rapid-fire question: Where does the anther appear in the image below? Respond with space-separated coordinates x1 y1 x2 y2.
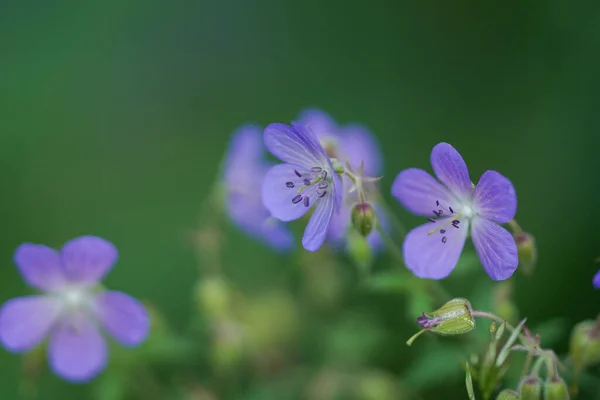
318 181 328 189
322 170 327 180
440 229 446 234
303 178 311 186
318 190 327 198
428 218 436 223
442 236 447 244
294 170 302 177
433 210 442 217
436 200 440 206
311 167 322 173
449 207 454 214
292 195 303 204
286 182 294 188
304 197 310 207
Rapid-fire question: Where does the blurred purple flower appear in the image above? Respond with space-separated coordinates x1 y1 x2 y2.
225 124 294 250
392 142 518 280
0 236 150 382
299 109 387 249
593 270 600 289
262 121 342 251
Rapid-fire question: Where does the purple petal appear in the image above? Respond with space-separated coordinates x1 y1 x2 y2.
48 315 107 382
264 122 326 167
339 124 383 176
326 200 351 245
392 168 454 216
224 124 264 185
430 143 472 199
303 192 335 252
260 220 295 251
61 236 118 285
473 170 517 223
262 164 313 221
593 270 600 289
298 108 338 139
94 291 150 346
0 296 60 352
403 218 469 279
14 244 66 291
471 217 518 280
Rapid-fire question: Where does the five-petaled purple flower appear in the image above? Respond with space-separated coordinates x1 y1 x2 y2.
299 108 388 249
593 270 600 289
225 124 294 250
392 142 518 280
262 122 342 251
0 236 150 382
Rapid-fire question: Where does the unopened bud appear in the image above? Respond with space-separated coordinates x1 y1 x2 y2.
416 298 475 336
518 376 542 400
515 232 537 276
496 390 521 400
194 276 232 319
569 319 600 369
543 377 570 400
351 202 377 237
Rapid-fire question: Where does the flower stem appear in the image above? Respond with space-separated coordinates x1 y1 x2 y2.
471 310 534 347
508 219 522 235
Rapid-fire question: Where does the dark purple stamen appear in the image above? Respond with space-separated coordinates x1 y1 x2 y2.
286 182 294 188
440 229 446 234
303 178 311 186
322 170 327 180
311 167 322 173
449 206 454 214
433 210 442 217
441 236 447 244
294 169 302 178
318 190 327 198
304 197 310 207
428 218 436 223
318 181 328 189
292 195 303 204
436 200 440 206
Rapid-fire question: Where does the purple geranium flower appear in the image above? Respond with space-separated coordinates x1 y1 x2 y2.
392 142 518 280
299 108 388 249
0 236 150 382
593 270 600 289
224 124 294 250
262 121 342 251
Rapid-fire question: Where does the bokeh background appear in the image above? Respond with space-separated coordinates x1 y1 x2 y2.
1 1 599 399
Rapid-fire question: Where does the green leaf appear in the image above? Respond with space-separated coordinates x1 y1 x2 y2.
496 319 527 367
466 361 476 400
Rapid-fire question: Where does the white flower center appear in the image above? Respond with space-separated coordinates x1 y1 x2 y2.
54 286 94 314
461 203 475 219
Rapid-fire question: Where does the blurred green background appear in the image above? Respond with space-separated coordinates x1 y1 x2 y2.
1 1 599 399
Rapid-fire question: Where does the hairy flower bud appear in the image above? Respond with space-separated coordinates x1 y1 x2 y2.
543 377 570 400
519 376 543 400
515 232 537 276
569 319 600 369
351 202 377 237
416 298 475 336
496 390 521 400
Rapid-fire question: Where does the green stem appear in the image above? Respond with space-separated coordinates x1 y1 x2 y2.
376 222 404 265
471 311 534 348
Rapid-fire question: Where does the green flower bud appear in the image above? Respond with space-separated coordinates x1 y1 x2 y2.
330 158 345 174
194 275 232 319
515 232 537 276
518 376 543 400
416 298 475 336
569 319 600 369
351 202 377 237
543 377 570 400
496 390 521 400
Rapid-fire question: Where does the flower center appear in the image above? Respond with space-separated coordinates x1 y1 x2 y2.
285 166 330 207
55 286 93 314
426 199 476 244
